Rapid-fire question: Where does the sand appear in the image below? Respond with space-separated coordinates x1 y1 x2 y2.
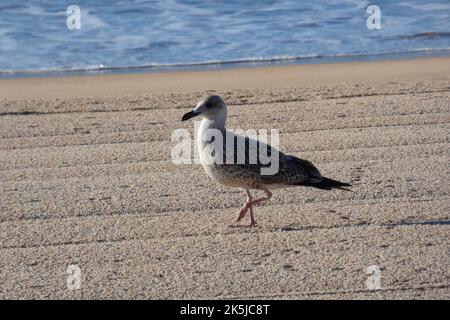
0 57 449 299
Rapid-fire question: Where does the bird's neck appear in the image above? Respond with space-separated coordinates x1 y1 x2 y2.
197 113 227 150
200 118 225 131
200 109 227 131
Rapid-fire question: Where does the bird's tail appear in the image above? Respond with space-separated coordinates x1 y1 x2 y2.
306 177 352 191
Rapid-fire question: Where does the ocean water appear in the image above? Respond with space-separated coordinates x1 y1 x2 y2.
0 0 449 76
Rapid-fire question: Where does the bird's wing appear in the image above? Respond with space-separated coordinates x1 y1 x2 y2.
221 132 322 186
274 154 323 184
222 132 273 166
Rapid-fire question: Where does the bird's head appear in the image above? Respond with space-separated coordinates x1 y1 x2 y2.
182 95 227 123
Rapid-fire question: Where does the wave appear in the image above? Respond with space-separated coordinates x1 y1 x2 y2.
1 47 449 76
397 32 450 40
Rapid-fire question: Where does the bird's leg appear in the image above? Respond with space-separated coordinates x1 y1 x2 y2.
248 205 257 227
236 189 272 227
246 189 272 208
236 189 252 222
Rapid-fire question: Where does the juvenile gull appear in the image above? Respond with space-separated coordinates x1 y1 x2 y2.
182 95 351 227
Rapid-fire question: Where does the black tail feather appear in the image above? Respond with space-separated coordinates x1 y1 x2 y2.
302 177 352 191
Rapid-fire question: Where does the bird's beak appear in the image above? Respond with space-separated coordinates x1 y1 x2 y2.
182 110 200 121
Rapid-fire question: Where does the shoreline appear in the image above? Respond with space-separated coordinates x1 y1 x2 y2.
2 48 449 79
0 56 449 100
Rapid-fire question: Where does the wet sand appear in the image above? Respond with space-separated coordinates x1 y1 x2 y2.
0 57 449 299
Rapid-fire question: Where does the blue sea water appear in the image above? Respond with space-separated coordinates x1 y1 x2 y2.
0 0 449 76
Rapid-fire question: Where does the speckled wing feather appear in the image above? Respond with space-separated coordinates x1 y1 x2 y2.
219 132 323 188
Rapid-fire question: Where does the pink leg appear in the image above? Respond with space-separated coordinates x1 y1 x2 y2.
246 189 272 208
248 205 257 227
236 190 252 222
236 189 272 227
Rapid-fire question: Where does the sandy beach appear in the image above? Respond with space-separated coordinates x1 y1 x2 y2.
0 56 449 299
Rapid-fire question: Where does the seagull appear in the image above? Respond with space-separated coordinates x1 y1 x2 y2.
182 95 351 227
